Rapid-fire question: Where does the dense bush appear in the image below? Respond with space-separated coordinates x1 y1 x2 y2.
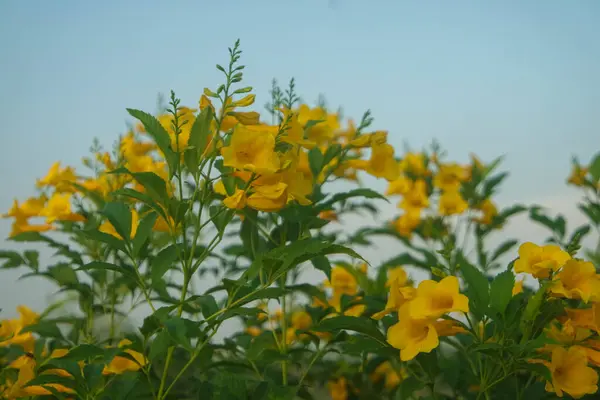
1 40 600 400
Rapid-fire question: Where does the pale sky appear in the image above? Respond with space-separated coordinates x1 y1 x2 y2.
0 1 598 322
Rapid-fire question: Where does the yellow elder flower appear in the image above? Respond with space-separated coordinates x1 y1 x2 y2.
473 199 498 225
326 267 358 297
387 302 439 361
40 193 85 223
364 143 400 181
439 190 468 216
399 152 428 176
398 179 429 210
157 106 196 152
247 182 288 212
550 259 600 303
6 354 74 398
245 326 261 337
221 124 280 174
393 208 422 239
296 104 339 145
99 208 140 240
103 339 147 375
327 377 348 400
513 242 571 279
372 268 416 320
291 311 312 331
223 188 247 210
433 163 466 192
565 305 600 333
36 162 77 192
545 346 598 398
370 361 407 390
0 306 38 353
512 279 524 296
567 164 588 186
386 175 412 196
409 276 469 320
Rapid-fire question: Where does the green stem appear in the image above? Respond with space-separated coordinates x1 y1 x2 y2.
281 274 288 385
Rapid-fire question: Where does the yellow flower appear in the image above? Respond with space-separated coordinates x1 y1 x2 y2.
245 326 261 337
278 108 317 148
318 210 338 221
567 164 588 186
247 182 288 212
370 361 407 390
393 208 422 239
157 106 197 152
372 268 416 320
365 143 400 181
513 242 571 279
223 188 247 210
433 163 466 192
386 175 412 196
99 208 140 240
545 346 598 398
40 193 85 223
0 306 39 353
545 320 591 344
103 339 147 375
439 190 468 216
291 311 312 331
550 259 600 303
6 354 74 398
327 377 348 400
409 276 469 319
221 124 280 174
387 303 439 361
232 94 255 108
36 162 77 192
398 180 429 210
565 305 600 333
512 279 524 296
473 199 498 225
399 152 428 176
326 267 358 298
296 104 339 145
434 319 468 337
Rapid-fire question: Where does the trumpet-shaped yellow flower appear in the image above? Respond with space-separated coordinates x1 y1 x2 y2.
0 306 39 352
370 361 407 390
373 268 416 320
439 190 468 216
327 377 348 400
386 175 412 196
6 353 74 398
513 242 571 279
545 346 598 398
40 193 85 223
245 326 261 337
221 124 280 174
433 163 466 192
157 106 197 152
565 304 600 333
99 208 140 240
393 208 422 239
246 182 288 212
327 267 358 298
398 180 429 211
36 162 77 192
473 199 498 225
364 143 400 181
550 260 600 303
103 339 147 375
567 164 588 186
296 104 339 145
434 319 468 337
291 311 313 331
387 303 439 361
223 188 248 210
409 276 469 319
399 152 428 176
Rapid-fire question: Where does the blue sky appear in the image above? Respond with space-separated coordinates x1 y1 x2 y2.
0 0 599 315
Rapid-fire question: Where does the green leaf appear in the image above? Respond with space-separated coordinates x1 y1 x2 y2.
47 263 79 286
188 106 213 157
127 108 171 153
288 283 328 303
313 316 386 344
308 147 324 177
21 321 64 340
311 255 332 280
151 245 178 283
190 295 219 319
323 144 342 166
23 250 39 270
589 151 600 181
319 188 388 209
489 270 515 315
149 330 170 361
210 205 231 234
529 207 557 234
132 212 157 255
113 187 168 220
458 253 489 318
490 239 518 262
79 261 136 280
81 229 126 252
0 250 25 269
101 202 132 242
164 317 192 351
57 344 104 361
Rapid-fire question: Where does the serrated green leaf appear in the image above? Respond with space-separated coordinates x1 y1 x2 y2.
311 255 332 279
164 317 192 351
149 330 170 361
21 321 64 340
132 211 157 255
490 239 518 262
127 108 171 153
79 261 136 280
308 147 324 177
319 188 389 209
47 263 79 286
82 229 126 252
490 270 515 315
188 106 213 158
458 252 489 318
589 152 600 181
